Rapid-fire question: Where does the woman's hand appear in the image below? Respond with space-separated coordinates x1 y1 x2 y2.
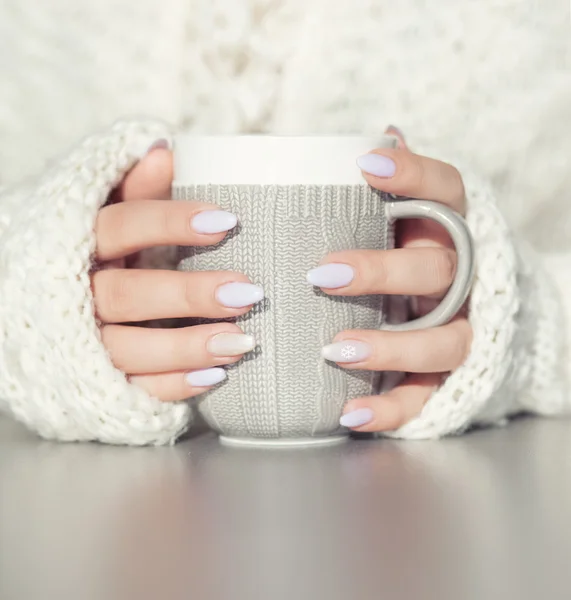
93 143 263 402
308 127 473 432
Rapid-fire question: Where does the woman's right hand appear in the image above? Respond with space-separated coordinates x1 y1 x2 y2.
93 143 263 402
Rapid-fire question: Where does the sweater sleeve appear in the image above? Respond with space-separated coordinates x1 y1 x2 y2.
0 119 192 445
387 167 570 439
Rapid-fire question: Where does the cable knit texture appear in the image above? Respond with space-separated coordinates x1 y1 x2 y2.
0 0 569 444
0 120 191 445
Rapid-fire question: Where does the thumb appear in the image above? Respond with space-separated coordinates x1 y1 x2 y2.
114 140 173 202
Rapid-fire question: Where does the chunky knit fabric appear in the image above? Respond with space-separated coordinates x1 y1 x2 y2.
0 0 570 444
0 121 191 445
388 162 568 439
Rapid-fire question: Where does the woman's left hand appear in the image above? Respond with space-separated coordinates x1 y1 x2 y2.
307 127 473 433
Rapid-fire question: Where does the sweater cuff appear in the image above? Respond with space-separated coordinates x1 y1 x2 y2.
387 170 528 439
0 119 191 445
517 251 571 416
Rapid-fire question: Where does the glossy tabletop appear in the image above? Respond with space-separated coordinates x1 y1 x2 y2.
1 414 571 600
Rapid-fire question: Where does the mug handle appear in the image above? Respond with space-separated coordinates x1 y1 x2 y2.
382 199 475 332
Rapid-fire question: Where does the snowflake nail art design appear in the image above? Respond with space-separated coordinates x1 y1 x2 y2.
322 340 371 363
340 345 357 360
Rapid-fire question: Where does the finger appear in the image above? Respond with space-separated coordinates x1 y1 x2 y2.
322 318 472 373
307 247 456 297
101 323 256 374
95 200 238 261
397 218 455 252
130 368 228 403
93 269 264 323
340 373 442 432
357 149 466 214
384 125 407 149
115 145 173 202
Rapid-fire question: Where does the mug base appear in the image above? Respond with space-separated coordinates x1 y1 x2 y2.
219 434 349 449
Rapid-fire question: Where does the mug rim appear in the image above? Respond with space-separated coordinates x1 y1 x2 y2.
173 134 397 186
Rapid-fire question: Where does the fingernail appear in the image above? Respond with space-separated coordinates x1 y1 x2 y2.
340 408 374 428
207 333 256 356
356 154 396 178
192 210 238 234
322 340 371 363
216 282 264 308
185 368 227 387
146 138 169 154
307 264 354 288
386 124 406 141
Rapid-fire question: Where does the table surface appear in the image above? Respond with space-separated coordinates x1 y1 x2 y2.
2 414 571 600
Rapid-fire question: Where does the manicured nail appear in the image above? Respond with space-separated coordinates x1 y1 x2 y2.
185 368 227 388
135 138 170 159
322 340 371 363
216 282 264 308
146 138 169 153
340 408 374 428
356 154 396 178
307 264 354 289
207 333 256 356
191 210 238 234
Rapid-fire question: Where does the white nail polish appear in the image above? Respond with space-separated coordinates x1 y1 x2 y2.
192 211 238 234
340 408 374 428
322 340 371 363
356 154 397 178
207 333 256 356
216 282 264 308
306 263 354 289
186 368 227 387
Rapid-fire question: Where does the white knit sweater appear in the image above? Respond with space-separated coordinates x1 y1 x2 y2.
0 0 569 444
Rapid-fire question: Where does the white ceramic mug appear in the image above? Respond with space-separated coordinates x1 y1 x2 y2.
174 135 474 447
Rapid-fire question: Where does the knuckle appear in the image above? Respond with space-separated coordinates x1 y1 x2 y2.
403 155 426 194
369 252 390 291
168 331 188 365
374 334 403 369
101 271 137 321
159 202 183 239
449 164 464 189
448 164 462 185
433 161 450 186
431 249 456 291
99 204 130 251
182 276 199 313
